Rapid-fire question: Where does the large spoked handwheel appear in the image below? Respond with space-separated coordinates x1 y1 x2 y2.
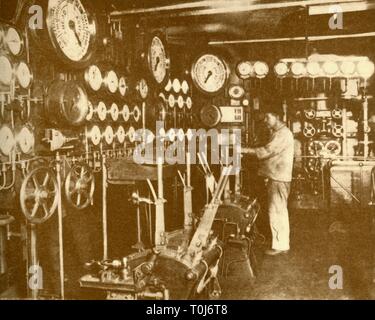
20 167 59 224
65 164 95 210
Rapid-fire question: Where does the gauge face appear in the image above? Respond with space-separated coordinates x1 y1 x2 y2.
164 79 172 92
127 126 136 143
85 65 102 91
253 61 269 78
325 141 341 156
17 126 35 154
172 79 181 93
137 79 149 99
86 100 94 121
103 126 114 145
177 96 184 109
118 77 127 97
88 125 101 145
181 80 189 94
192 54 228 94
16 62 33 89
5 27 23 56
186 97 193 110
236 61 253 79
177 129 185 142
148 36 169 84
97 101 107 121
47 0 96 63
133 106 141 122
0 56 13 86
0 126 15 156
110 103 119 121
116 126 125 144
200 105 221 127
228 85 245 99
168 94 175 108
104 70 118 94
122 104 130 122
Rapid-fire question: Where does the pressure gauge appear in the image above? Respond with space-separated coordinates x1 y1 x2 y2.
0 56 13 86
186 97 193 110
325 140 342 156
95 101 106 121
5 27 23 56
16 126 35 154
119 77 128 97
168 94 175 108
128 126 136 143
137 79 149 99
0 125 15 156
133 106 141 123
177 96 184 109
103 126 114 145
228 85 245 99
87 125 101 146
116 126 126 144
46 0 96 64
200 105 221 127
253 61 269 78
236 61 253 79
122 104 130 122
86 100 94 121
16 62 33 89
148 35 169 85
110 103 119 122
84 65 102 91
192 54 229 94
181 80 189 94
104 70 118 94
172 79 181 93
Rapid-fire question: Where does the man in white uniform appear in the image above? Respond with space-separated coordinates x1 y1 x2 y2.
242 106 294 256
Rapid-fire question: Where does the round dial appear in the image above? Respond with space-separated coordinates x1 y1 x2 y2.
110 103 119 121
86 100 94 121
137 79 149 99
192 54 228 94
253 61 269 78
87 125 101 146
177 129 185 142
127 126 136 143
148 36 169 84
5 27 23 56
122 104 130 122
17 126 35 154
103 126 114 145
177 96 184 109
325 141 341 156
200 105 221 127
16 62 33 89
236 61 253 79
104 70 118 94
181 80 189 94
133 106 141 123
116 126 126 144
84 65 102 91
186 97 193 110
0 56 13 86
168 94 175 108
164 79 172 92
172 79 181 93
119 77 127 97
228 85 245 99
47 0 96 63
0 125 15 156
97 101 107 121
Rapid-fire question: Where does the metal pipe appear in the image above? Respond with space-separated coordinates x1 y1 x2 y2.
363 96 369 158
102 154 108 260
30 223 38 300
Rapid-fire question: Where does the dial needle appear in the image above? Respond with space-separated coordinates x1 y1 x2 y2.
205 70 212 83
154 57 160 71
69 20 82 47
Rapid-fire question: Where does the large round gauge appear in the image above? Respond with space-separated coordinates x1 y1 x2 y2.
16 62 33 89
104 70 118 94
46 0 96 64
16 126 35 154
148 35 169 85
192 54 229 94
137 79 149 99
84 65 102 91
0 125 16 156
0 56 13 86
5 27 23 56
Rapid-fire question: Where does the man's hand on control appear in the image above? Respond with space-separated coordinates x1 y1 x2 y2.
241 147 257 155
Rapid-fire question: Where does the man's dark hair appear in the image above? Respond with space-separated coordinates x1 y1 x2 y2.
261 97 284 118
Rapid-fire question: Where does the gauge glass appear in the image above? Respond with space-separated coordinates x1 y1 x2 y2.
88 125 101 145
5 27 23 56
0 56 13 86
104 70 118 94
97 101 107 121
181 80 189 94
85 65 102 91
137 79 148 99
104 126 114 145
192 54 228 94
128 126 136 143
17 126 35 154
177 96 184 109
122 104 130 122
149 36 169 84
186 97 192 110
116 126 125 144
16 62 33 89
172 79 181 93
110 103 119 122
236 61 253 79
168 94 175 108
0 126 15 156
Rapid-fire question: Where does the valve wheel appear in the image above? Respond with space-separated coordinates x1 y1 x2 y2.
331 108 342 119
20 167 58 224
304 109 316 120
332 124 344 138
65 164 95 210
303 124 316 138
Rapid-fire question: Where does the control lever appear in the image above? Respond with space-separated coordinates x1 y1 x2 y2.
43 129 79 151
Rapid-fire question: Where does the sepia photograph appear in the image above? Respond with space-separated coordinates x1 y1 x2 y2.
0 0 374 303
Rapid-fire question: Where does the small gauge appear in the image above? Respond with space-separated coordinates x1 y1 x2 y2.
228 85 245 99
165 79 172 92
291 62 306 77
87 125 101 146
122 104 130 122
137 79 149 99
186 97 193 110
306 62 321 77
325 140 342 156
0 125 15 156
274 62 289 78
172 79 181 93
200 105 221 127
103 126 114 145
0 56 13 86
177 129 185 142
127 126 136 143
192 54 229 94
16 62 33 89
177 96 184 109
308 140 324 156
110 103 119 122
86 101 94 121
116 126 126 144
253 61 269 78
148 35 169 85
97 101 107 121
16 126 35 154
85 65 102 91
181 80 189 94
119 77 128 97
133 106 141 122
5 27 23 56
236 61 253 79
168 94 175 108
104 70 119 94
167 129 176 141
